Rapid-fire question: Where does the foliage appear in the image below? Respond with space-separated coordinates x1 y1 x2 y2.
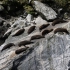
23 5 34 13
54 0 69 7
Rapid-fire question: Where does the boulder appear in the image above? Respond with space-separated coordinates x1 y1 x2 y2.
11 17 26 29
35 16 48 25
32 1 57 21
26 14 33 22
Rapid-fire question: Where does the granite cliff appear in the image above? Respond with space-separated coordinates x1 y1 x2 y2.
0 1 70 70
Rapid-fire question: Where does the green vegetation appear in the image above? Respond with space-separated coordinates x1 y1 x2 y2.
23 5 34 14
1 0 70 9
54 0 69 7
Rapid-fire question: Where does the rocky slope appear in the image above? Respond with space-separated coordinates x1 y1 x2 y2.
0 1 70 70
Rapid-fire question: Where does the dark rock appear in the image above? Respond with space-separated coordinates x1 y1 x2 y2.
0 20 4 26
0 4 7 18
0 5 4 12
0 20 11 40
68 60 70 67
68 68 70 70
57 8 66 19
0 39 5 46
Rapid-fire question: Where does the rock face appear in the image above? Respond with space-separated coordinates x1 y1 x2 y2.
0 14 70 70
10 34 70 70
0 1 70 70
32 1 57 21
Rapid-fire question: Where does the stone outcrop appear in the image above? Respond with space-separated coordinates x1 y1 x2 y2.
0 14 70 70
0 1 70 70
32 1 57 21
